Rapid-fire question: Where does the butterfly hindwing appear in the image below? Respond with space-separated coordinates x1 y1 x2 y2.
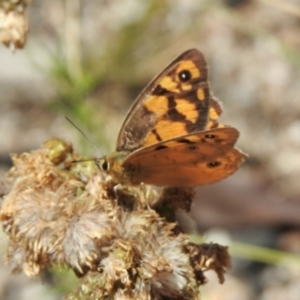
116 49 211 152
122 127 246 186
125 148 246 186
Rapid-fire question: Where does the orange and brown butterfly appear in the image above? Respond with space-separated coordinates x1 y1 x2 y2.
98 49 246 187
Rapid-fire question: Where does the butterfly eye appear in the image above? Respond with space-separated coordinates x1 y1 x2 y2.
99 159 110 172
207 161 221 168
178 70 191 82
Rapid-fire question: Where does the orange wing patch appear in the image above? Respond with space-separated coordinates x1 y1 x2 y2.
143 121 187 147
197 88 206 101
144 95 169 116
159 76 180 93
205 97 224 130
174 99 198 122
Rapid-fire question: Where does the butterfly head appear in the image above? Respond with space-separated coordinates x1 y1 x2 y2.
97 151 129 184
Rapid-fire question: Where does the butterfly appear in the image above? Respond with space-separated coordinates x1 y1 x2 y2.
99 49 246 187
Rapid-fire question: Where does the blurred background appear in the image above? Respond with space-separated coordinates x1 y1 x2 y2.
1 0 300 299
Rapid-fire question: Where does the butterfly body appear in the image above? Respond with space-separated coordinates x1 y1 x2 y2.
100 49 246 187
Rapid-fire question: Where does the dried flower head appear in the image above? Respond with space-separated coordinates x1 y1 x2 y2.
1 138 231 299
0 0 30 49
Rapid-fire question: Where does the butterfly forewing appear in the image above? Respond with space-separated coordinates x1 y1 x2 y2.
206 97 224 129
116 49 211 152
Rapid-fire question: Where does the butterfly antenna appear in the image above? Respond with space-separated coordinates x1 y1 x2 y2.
65 116 99 152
